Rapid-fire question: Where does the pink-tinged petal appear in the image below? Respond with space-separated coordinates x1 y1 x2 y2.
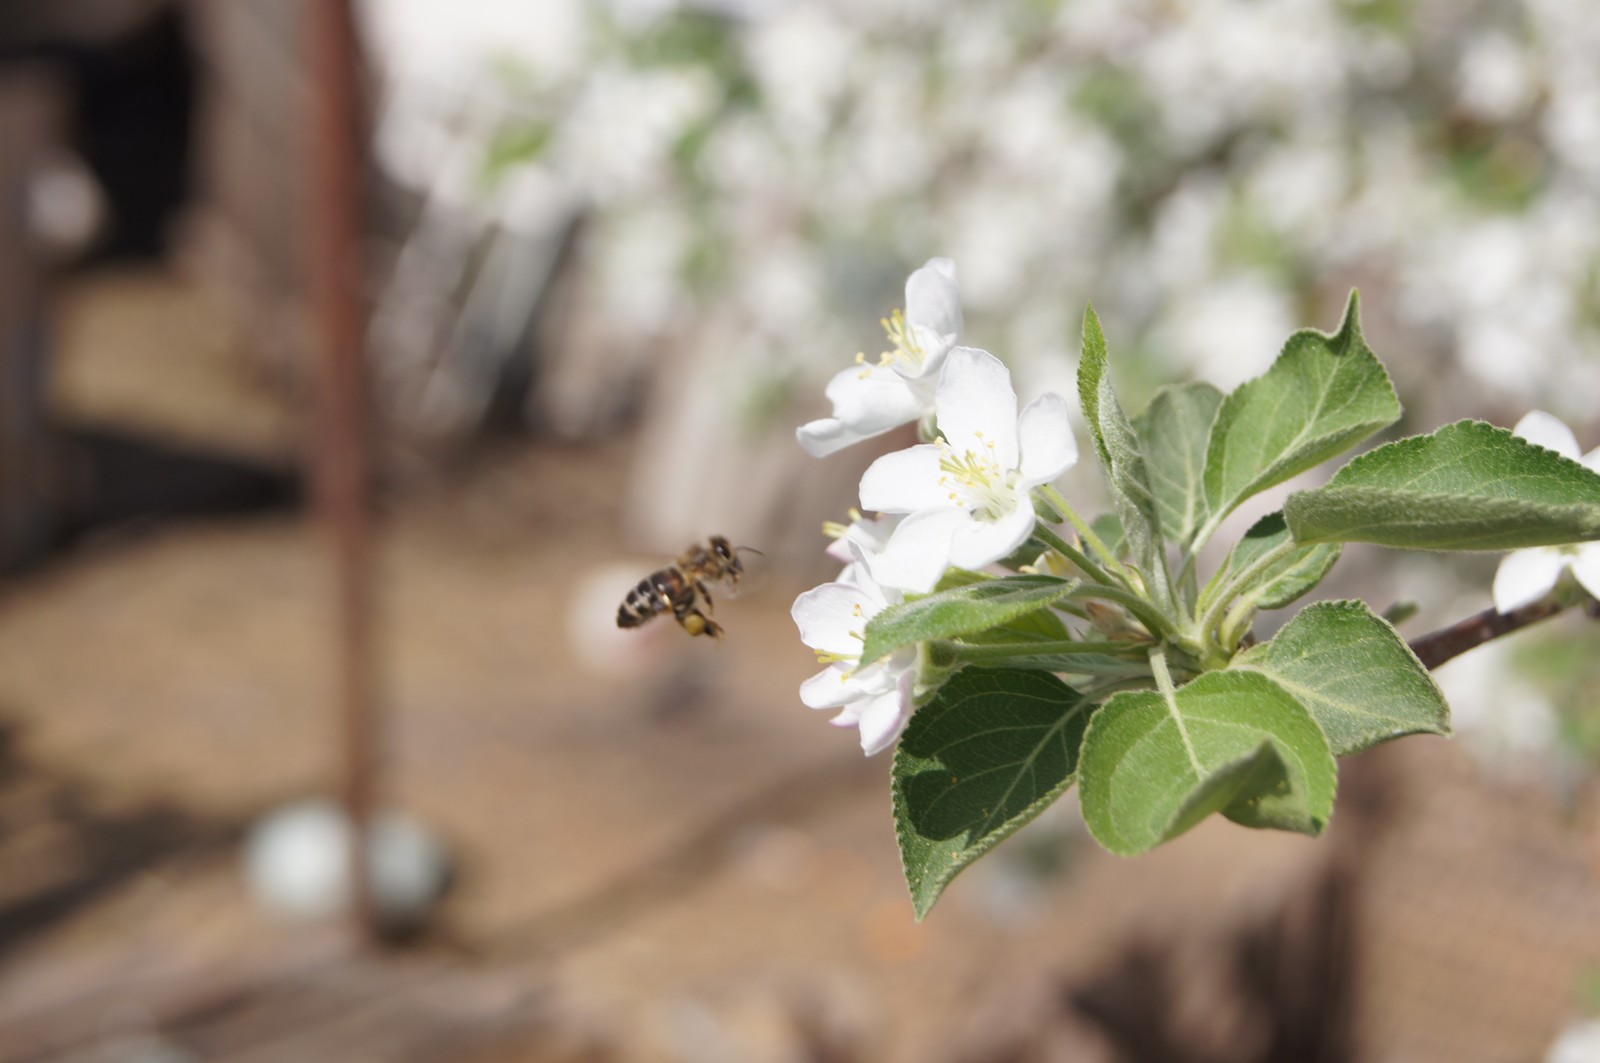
1016 392 1079 487
801 661 893 709
1571 544 1600 602
857 674 915 755
948 501 1038 571
1492 548 1566 613
1513 410 1581 460
869 507 965 593
936 347 1018 466
797 365 931 457
860 445 951 513
829 703 863 728
800 665 856 709
792 582 874 656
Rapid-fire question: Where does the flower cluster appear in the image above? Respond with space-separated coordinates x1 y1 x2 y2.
778 271 1600 913
793 261 1078 754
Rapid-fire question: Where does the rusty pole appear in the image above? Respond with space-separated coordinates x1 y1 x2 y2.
308 0 379 941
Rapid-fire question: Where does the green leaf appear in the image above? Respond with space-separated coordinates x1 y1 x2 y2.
1078 306 1171 603
1134 382 1223 548
860 575 1078 667
1199 292 1400 545
1284 419 1600 550
1225 512 1342 610
934 568 1071 642
893 669 1092 919
1078 671 1336 855
1235 600 1450 756
1090 512 1127 560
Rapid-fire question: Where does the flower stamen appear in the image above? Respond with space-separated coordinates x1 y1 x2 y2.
876 308 925 370
934 435 1017 520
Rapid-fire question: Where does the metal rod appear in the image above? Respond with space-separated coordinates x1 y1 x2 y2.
308 0 378 941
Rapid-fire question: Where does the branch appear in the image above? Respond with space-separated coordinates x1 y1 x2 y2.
1408 595 1598 670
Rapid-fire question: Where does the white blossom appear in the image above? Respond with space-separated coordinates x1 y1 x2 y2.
860 347 1077 593
797 258 963 457
791 547 919 756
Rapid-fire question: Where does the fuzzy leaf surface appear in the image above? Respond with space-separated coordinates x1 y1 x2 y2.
1201 292 1400 541
1225 512 1342 610
860 575 1077 667
1079 306 1170 603
1079 671 1335 855
893 670 1091 918
1235 600 1450 756
1135 382 1223 548
1284 419 1600 549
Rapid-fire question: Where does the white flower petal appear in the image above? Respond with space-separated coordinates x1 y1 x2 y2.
1492 547 1567 612
870 507 966 593
936 347 1019 466
860 445 951 513
825 513 902 563
1512 410 1581 460
797 365 932 457
1571 543 1600 602
1016 392 1079 487
856 674 915 755
796 417 871 458
792 582 876 656
905 258 962 359
948 501 1038 571
905 339 955 384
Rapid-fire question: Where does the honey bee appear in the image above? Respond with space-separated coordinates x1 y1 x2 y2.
616 535 757 639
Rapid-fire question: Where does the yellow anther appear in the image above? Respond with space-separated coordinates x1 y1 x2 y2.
876 307 925 370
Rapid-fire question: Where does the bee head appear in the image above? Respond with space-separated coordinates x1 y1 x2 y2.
715 536 762 575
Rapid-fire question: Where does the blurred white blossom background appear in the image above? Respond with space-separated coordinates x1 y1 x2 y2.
361 0 1600 778
366 0 1599 409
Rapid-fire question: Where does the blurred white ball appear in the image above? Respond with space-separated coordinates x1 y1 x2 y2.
242 798 451 927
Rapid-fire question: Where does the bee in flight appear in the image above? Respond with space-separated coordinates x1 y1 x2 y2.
617 535 758 639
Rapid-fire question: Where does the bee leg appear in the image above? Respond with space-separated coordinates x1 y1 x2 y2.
696 580 715 614
675 605 723 639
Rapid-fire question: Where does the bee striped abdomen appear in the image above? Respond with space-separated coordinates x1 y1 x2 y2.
617 572 675 628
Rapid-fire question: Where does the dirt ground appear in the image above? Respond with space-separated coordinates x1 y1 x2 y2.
1 271 1598 1062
